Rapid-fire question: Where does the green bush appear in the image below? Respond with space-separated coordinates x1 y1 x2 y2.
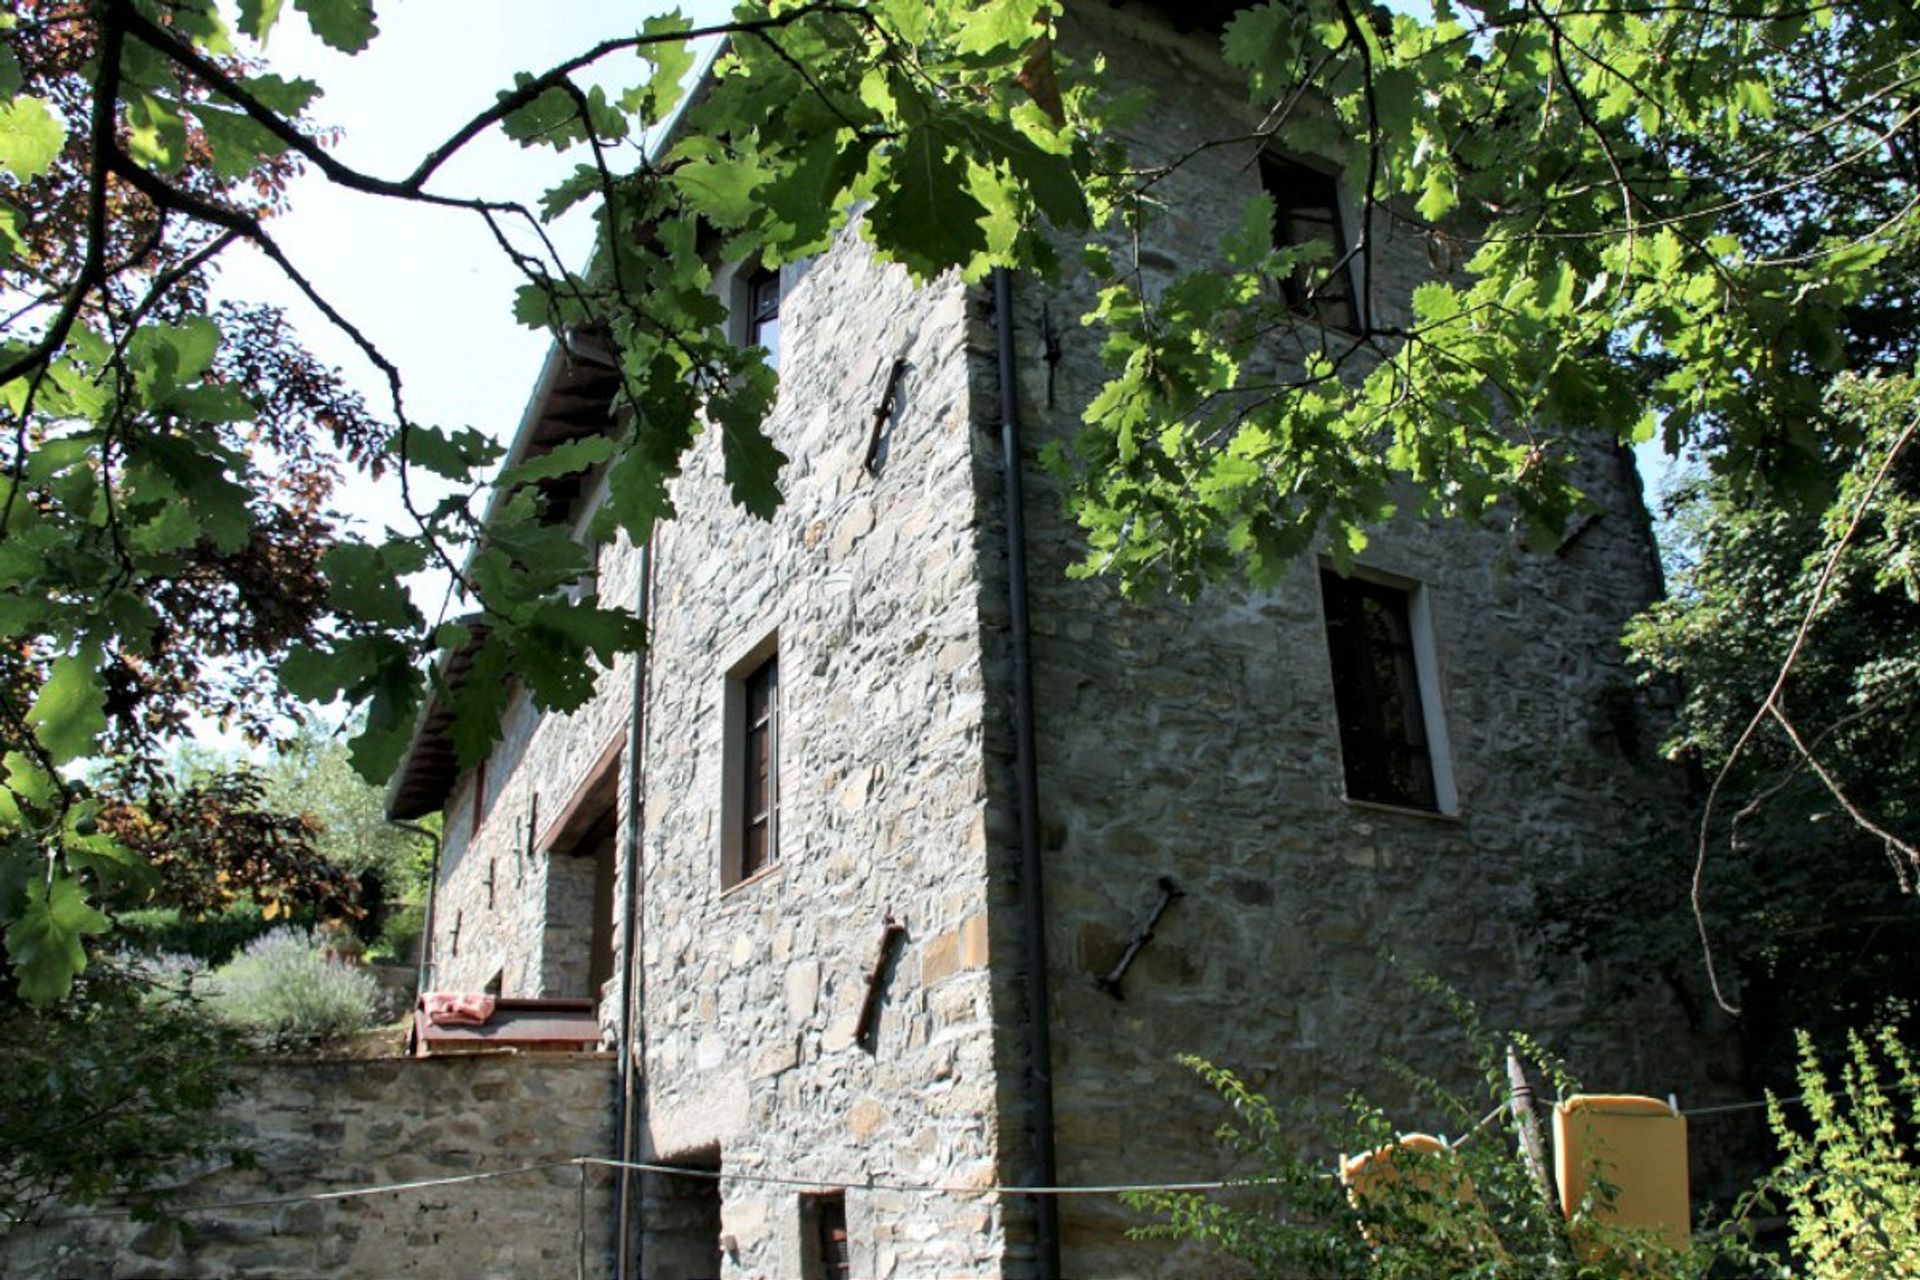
0 964 240 1224
1133 1011 1920 1279
115 903 288 966
1129 1052 1714 1280
1751 1028 1919 1280
205 927 377 1048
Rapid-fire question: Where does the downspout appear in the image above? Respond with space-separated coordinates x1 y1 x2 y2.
388 821 442 997
614 538 655 1280
993 266 1062 1280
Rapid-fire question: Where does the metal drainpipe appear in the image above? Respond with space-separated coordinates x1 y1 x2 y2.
614 538 655 1280
388 821 442 998
994 266 1062 1280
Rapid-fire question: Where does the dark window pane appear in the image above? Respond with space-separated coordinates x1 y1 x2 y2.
1261 157 1359 332
738 654 779 880
810 1194 850 1280
1321 570 1437 809
747 267 781 368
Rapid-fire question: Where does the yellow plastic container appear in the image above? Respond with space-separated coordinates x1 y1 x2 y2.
1553 1094 1690 1253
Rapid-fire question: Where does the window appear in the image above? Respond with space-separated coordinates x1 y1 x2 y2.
744 264 781 368
1320 568 1454 812
1261 155 1359 332
741 654 778 878
801 1193 850 1280
723 640 780 887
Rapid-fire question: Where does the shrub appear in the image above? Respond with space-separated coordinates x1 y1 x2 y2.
369 898 425 965
115 902 287 966
205 927 377 1048
1133 1007 1920 1280
0 964 239 1224
1129 1053 1716 1280
1753 1027 1919 1280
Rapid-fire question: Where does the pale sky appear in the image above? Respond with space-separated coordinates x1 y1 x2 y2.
193 3 727 748
214 1 728 556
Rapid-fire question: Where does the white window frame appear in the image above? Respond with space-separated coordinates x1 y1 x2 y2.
1316 563 1459 816
1260 150 1369 334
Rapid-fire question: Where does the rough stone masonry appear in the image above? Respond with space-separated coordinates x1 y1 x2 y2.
394 3 1743 1277
0 1054 617 1280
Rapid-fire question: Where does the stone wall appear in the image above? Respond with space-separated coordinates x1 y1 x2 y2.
387 7 1744 1278
0 1054 618 1280
965 7 1743 1276
429 529 642 1023
628 225 1010 1280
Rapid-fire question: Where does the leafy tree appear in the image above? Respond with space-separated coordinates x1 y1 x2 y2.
0 961 240 1226
258 718 430 897
0 0 1099 1002
93 763 360 922
1545 375 1919 1081
2 0 1915 1023
1056 0 1918 592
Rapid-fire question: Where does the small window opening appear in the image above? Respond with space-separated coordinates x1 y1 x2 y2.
745 265 781 369
1262 156 1359 332
801 1192 851 1280
1321 569 1440 810
723 640 781 889
741 654 778 880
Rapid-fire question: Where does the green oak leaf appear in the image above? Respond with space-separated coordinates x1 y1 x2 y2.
238 73 321 115
236 0 287 41
712 365 784 519
6 873 110 1006
27 647 105 765
954 0 1050 55
190 103 291 181
392 423 504 480
496 435 617 489
0 95 64 181
293 0 378 52
866 127 989 278
321 542 420 629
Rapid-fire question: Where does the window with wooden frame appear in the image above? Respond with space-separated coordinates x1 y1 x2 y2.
1319 568 1454 812
1261 155 1360 332
722 638 780 888
744 264 782 369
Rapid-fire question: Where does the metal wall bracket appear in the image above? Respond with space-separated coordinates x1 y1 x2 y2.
864 357 909 475
1096 876 1183 999
856 914 909 1051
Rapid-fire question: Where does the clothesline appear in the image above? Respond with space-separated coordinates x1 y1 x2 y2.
23 1078 1908 1229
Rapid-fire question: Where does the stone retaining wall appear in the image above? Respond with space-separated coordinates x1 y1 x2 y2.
0 1053 618 1280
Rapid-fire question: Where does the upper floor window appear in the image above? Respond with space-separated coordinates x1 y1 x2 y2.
1262 155 1359 332
723 638 780 888
741 654 778 878
1320 568 1454 812
744 264 781 369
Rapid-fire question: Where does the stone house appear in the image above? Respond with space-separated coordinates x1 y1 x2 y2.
384 5 1735 1277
